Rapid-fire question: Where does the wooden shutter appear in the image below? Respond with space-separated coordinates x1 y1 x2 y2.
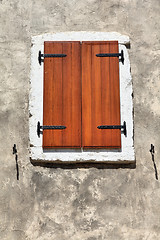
82 41 121 148
43 42 81 148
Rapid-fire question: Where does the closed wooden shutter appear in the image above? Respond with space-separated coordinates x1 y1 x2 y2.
43 41 81 148
82 41 121 148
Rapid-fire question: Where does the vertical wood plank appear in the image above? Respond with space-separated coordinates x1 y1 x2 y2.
109 41 121 148
62 42 72 146
71 42 81 146
43 42 53 147
101 43 112 146
52 42 63 146
82 43 92 147
91 44 102 146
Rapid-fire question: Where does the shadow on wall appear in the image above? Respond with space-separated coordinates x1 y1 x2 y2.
30 159 136 169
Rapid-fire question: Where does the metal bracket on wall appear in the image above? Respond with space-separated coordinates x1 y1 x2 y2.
149 144 158 180
13 144 17 154
97 121 127 136
150 144 154 154
37 121 66 137
38 51 67 65
13 144 19 180
96 50 124 64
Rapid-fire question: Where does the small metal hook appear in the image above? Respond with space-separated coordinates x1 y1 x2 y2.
150 144 154 154
13 144 17 154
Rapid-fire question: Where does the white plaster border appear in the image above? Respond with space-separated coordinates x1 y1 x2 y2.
29 31 135 163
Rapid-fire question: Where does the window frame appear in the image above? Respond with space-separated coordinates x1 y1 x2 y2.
30 32 135 163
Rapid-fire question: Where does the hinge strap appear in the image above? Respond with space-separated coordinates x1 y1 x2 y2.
97 121 127 136
96 50 124 64
38 51 67 65
37 121 66 137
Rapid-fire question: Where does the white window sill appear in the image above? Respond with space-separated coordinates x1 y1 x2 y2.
29 31 135 163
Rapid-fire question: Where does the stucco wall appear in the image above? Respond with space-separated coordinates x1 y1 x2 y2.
0 0 160 239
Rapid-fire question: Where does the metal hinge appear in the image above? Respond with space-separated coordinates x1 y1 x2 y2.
38 51 67 65
37 121 66 137
97 121 127 136
96 50 124 64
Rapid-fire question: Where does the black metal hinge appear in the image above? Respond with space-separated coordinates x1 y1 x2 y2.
96 50 124 64
38 51 67 65
37 121 66 137
97 121 127 136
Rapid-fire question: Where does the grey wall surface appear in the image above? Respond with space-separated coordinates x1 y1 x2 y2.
0 0 160 239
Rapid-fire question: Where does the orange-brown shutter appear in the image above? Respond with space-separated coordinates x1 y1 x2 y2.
43 41 81 148
82 41 121 148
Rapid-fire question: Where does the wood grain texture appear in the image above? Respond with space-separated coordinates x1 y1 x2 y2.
43 41 121 149
43 42 81 148
82 41 121 148
109 41 121 148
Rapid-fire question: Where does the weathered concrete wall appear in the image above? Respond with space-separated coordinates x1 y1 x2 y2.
0 0 160 239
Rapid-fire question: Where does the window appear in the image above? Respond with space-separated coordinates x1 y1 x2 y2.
42 41 121 149
30 32 134 162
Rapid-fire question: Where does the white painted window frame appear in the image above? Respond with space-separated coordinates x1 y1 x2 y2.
29 32 135 163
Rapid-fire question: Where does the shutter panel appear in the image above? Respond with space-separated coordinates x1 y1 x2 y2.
82 41 121 148
43 42 81 148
